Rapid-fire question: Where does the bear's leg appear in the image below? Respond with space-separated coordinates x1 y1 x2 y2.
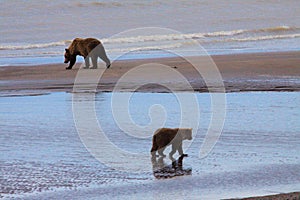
98 45 111 68
66 56 76 70
83 56 90 69
158 147 166 157
151 140 159 157
151 148 157 157
90 56 98 69
169 144 177 157
177 142 188 157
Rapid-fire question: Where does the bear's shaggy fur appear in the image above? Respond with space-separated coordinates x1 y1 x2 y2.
151 128 192 157
64 38 110 70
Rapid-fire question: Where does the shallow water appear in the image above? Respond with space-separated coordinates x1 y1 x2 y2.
0 92 300 199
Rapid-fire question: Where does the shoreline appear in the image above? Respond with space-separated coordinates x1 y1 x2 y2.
1 49 299 68
1 52 299 199
228 192 300 200
0 51 300 94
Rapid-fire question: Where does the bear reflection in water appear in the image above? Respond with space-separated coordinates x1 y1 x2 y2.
151 155 192 179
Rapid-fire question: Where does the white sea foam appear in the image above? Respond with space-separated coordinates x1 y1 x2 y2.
0 26 297 51
258 25 294 32
0 40 71 51
108 42 185 53
101 30 239 44
225 33 300 42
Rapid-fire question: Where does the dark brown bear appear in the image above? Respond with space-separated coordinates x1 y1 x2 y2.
64 38 111 70
151 128 192 157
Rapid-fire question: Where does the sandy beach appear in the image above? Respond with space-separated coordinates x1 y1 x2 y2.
1 51 299 95
1 0 300 199
232 192 300 200
1 51 300 199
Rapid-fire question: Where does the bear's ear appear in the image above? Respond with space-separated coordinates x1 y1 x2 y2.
65 48 69 53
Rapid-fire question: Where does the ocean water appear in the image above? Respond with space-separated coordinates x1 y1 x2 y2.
0 92 299 199
0 0 300 66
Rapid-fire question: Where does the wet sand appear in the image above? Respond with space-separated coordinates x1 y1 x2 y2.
230 192 300 200
1 52 300 199
0 51 300 94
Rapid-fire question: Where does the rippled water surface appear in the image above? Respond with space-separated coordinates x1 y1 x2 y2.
1 0 300 65
0 92 299 199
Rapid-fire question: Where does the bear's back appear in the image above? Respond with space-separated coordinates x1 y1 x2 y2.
73 38 100 48
154 128 192 144
154 128 179 146
154 128 179 137
68 38 101 56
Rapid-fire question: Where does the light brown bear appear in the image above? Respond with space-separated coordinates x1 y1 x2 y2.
151 128 192 157
64 38 111 70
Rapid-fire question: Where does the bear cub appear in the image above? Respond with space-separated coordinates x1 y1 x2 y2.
151 128 192 158
64 38 111 70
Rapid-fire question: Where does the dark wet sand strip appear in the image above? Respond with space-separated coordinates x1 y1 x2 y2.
0 51 299 95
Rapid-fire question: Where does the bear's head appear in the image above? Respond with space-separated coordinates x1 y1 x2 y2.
64 48 71 63
179 128 193 140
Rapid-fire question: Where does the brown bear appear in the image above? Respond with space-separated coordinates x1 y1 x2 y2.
64 38 111 70
151 128 192 158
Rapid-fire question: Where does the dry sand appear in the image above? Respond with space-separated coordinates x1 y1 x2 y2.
0 51 299 94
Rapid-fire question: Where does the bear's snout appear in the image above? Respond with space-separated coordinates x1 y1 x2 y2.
64 60 69 63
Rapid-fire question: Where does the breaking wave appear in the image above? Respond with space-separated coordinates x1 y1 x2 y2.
225 34 300 42
0 26 298 51
0 40 72 51
75 1 122 8
103 26 297 44
258 25 294 32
